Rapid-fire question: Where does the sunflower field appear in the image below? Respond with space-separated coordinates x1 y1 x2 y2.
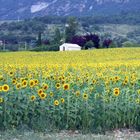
0 48 140 133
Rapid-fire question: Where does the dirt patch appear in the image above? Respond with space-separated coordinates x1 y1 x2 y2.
0 129 140 140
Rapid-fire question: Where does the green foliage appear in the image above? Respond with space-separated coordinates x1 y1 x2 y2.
0 70 140 133
65 17 78 42
31 44 59 52
53 28 62 45
0 49 140 133
0 15 140 52
37 32 42 46
108 42 117 48
123 43 140 48
84 41 94 50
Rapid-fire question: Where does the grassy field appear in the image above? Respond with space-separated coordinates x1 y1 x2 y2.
0 48 140 135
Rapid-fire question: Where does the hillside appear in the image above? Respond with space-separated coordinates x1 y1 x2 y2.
0 0 140 20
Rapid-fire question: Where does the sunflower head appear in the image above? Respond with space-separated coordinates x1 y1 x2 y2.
34 79 39 85
12 79 17 85
92 79 96 84
54 100 59 106
16 83 21 89
76 91 80 97
43 84 48 90
39 93 47 100
60 98 65 103
114 76 120 82
50 92 54 97
29 80 35 88
83 93 88 100
63 84 70 90
9 71 14 76
137 89 140 94
56 83 61 89
31 95 36 101
0 86 2 92
135 98 140 104
38 89 43 95
22 80 27 88
2 84 9 92
113 88 120 96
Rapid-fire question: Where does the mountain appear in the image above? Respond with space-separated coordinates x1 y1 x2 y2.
0 0 140 20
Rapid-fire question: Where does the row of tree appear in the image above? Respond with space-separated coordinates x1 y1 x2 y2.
0 16 139 51
33 17 113 51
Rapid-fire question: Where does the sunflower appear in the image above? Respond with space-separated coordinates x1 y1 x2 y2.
40 93 47 100
63 84 70 90
12 79 17 85
2 84 9 92
58 77 62 81
113 88 120 96
0 97 3 103
130 81 135 86
135 98 140 104
60 98 65 104
0 75 3 81
137 89 140 94
76 77 80 81
34 79 39 85
92 79 96 84
114 76 120 82
56 83 61 89
122 79 128 86
22 80 27 88
54 100 59 106
0 86 2 92
21 78 25 82
83 93 88 100
124 79 128 83
16 83 21 89
110 77 113 81
43 84 48 90
76 91 80 97
9 71 14 76
30 95 36 101
29 80 35 88
62 80 65 85
50 92 54 97
38 89 43 95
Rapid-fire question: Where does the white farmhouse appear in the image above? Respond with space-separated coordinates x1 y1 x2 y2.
59 43 81 51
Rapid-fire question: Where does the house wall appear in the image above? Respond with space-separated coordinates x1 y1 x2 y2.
67 47 81 51
60 45 81 51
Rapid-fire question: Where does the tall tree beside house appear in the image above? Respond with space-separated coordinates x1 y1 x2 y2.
37 32 42 46
65 17 78 43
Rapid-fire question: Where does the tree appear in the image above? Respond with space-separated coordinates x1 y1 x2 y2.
84 40 94 50
54 28 61 44
37 32 42 46
103 39 112 48
70 34 100 49
65 17 78 43
84 34 100 48
70 36 86 47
